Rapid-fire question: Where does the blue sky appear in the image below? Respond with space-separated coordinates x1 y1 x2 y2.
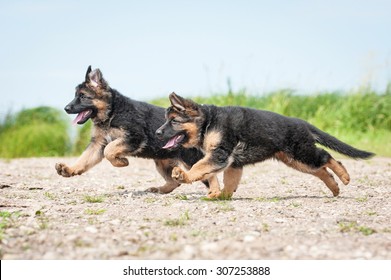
1 0 390 117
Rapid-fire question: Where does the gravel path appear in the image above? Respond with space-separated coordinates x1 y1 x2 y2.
0 157 390 259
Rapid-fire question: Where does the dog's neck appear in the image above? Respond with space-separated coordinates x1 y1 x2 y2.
92 90 116 127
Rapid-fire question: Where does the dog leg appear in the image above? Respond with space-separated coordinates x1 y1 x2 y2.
219 167 243 199
147 181 180 194
104 139 129 167
172 161 224 184
146 159 222 195
275 151 341 196
313 167 340 197
325 158 350 185
207 175 222 198
146 159 180 194
55 142 104 177
171 148 228 184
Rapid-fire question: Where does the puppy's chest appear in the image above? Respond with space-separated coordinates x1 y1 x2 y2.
107 128 126 142
94 126 126 144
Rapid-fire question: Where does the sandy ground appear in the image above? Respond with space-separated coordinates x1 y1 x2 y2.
0 156 390 259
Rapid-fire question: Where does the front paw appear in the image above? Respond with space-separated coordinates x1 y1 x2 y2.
172 167 189 183
55 163 74 177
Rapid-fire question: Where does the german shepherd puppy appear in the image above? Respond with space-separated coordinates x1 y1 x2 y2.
156 92 374 198
55 66 213 194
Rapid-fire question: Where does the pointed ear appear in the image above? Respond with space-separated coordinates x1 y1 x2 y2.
169 92 186 111
85 65 92 82
169 92 200 115
88 68 108 89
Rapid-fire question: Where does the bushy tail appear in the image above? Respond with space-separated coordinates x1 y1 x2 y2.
308 125 375 159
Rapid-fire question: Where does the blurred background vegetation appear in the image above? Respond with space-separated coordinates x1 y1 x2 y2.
0 87 390 158
0 107 71 158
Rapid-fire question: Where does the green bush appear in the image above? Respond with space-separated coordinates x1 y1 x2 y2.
0 107 71 158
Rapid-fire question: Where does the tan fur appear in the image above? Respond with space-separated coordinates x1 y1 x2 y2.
92 99 110 122
184 108 200 117
314 167 340 196
203 130 222 152
220 167 243 199
148 159 222 196
181 122 200 148
55 134 105 177
147 159 180 194
56 127 131 176
325 158 350 185
104 139 129 167
172 130 223 183
207 175 222 198
172 157 220 183
274 151 350 196
275 151 316 173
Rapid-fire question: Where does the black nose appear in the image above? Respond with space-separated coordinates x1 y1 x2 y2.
64 105 72 113
156 128 163 138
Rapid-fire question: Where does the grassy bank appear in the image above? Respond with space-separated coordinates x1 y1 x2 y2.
0 88 390 158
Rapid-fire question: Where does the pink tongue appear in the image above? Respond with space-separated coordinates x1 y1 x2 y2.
72 111 86 125
163 136 178 149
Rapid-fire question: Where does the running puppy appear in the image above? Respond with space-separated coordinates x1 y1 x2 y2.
55 67 211 194
155 92 374 198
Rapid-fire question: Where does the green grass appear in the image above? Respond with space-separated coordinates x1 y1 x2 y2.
84 209 106 215
164 210 190 227
290 202 302 208
355 196 369 203
338 220 376 236
0 211 14 240
175 194 189 200
254 196 281 203
365 211 377 216
34 210 49 230
144 197 158 203
201 196 229 201
44 192 57 200
83 195 105 203
216 201 235 212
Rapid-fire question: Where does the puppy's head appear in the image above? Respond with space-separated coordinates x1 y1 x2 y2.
156 92 203 149
65 66 111 124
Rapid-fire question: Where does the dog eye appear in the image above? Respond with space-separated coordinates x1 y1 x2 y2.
171 119 181 124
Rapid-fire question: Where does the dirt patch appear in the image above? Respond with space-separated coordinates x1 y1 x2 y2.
0 157 390 259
